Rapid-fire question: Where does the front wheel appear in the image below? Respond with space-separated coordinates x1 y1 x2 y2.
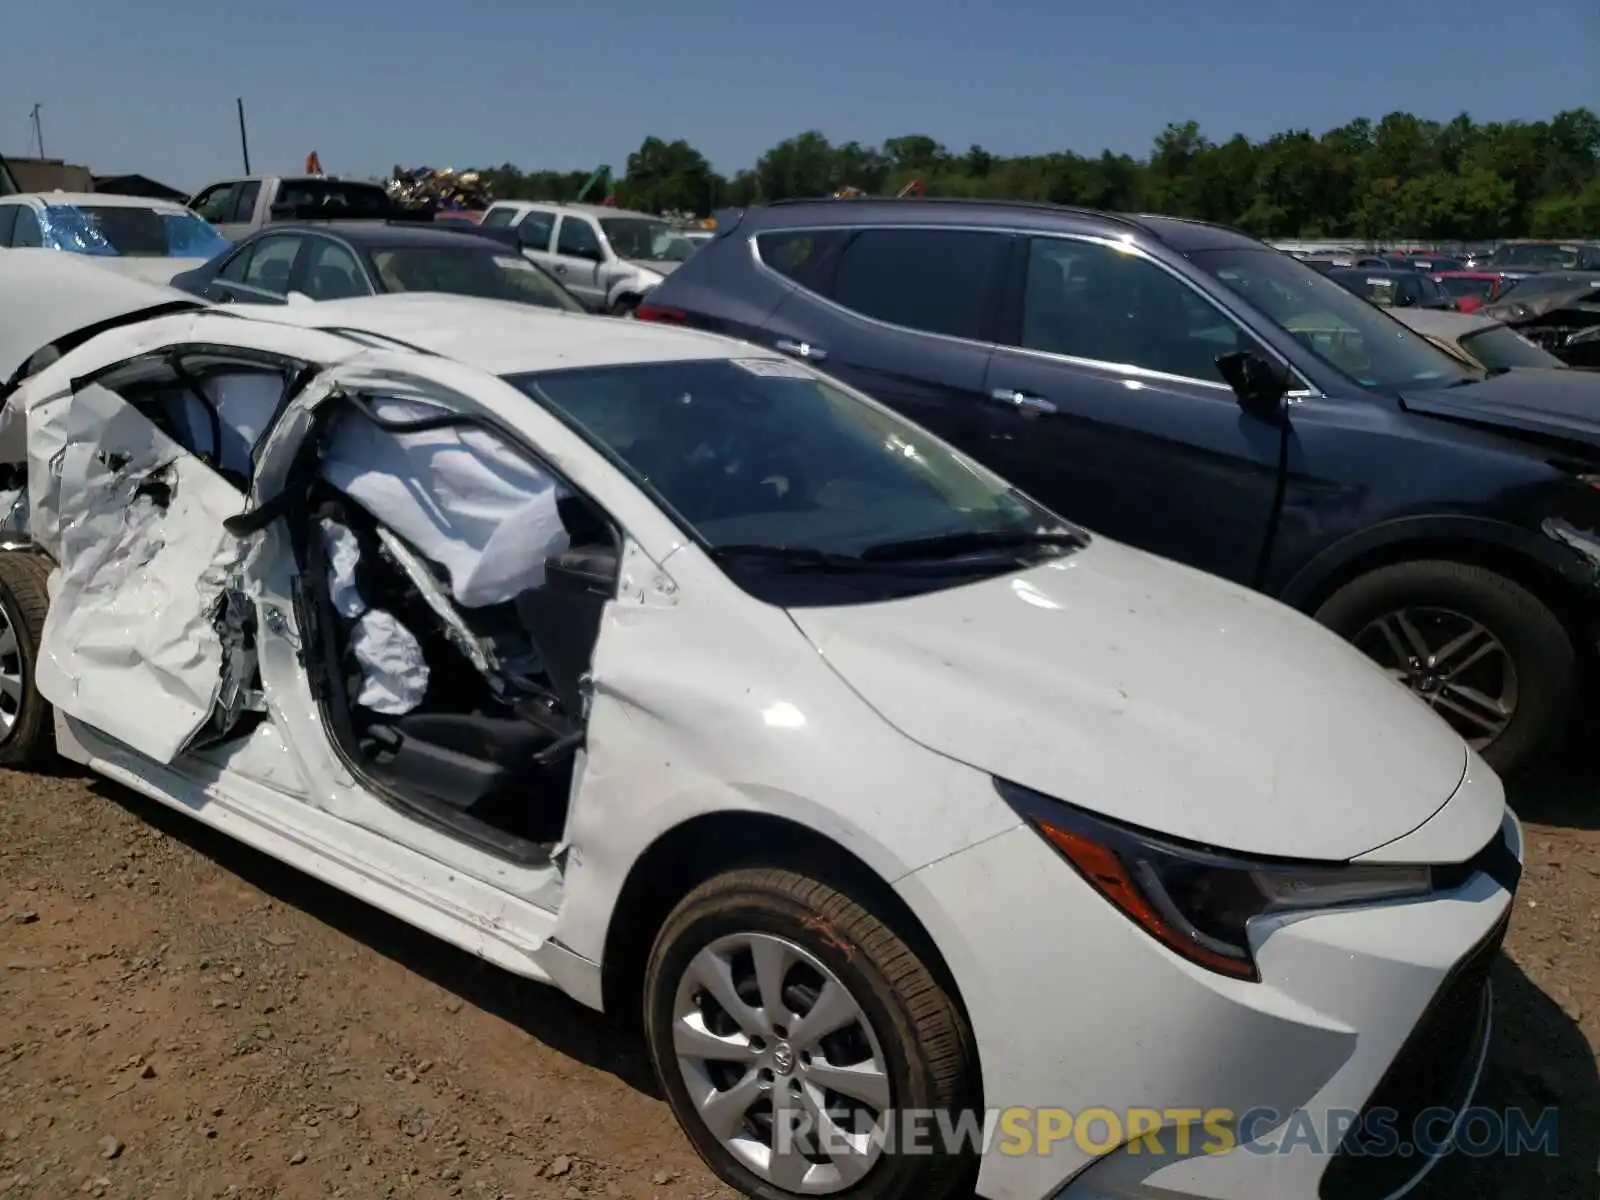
644 868 978 1200
0 552 54 767
1314 559 1575 775
610 294 641 318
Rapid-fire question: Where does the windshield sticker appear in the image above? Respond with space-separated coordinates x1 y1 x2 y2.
494 255 536 272
732 356 815 379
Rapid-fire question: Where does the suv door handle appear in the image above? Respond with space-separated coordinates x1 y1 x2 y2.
990 387 1057 416
775 339 827 362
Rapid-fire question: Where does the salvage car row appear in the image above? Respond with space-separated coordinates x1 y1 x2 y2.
0 192 1578 1200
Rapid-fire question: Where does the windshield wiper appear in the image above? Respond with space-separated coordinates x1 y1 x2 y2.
709 544 872 571
860 528 1087 563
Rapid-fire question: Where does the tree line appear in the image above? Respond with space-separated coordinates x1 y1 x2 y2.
471 108 1600 241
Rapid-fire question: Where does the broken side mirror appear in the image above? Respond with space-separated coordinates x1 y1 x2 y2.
1215 350 1290 417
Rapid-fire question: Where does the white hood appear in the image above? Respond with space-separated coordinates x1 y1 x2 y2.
87 256 211 286
789 540 1470 861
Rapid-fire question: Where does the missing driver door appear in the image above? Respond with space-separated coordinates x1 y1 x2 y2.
34 378 251 762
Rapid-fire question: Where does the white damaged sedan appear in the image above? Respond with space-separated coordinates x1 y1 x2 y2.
0 249 1521 1200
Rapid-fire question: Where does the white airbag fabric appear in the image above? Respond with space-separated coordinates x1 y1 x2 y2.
35 384 244 763
167 372 285 478
319 517 430 715
321 398 569 609
349 611 430 715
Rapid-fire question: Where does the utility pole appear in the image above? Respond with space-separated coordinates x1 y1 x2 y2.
236 98 251 174
28 104 43 159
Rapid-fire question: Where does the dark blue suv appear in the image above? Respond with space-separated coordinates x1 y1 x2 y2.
642 198 1600 776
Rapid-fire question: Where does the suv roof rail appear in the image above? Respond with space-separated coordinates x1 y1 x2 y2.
758 194 1154 234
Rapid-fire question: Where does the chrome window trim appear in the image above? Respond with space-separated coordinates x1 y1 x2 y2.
748 223 1323 398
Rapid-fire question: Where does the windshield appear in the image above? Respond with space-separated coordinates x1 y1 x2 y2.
1438 275 1495 301
1491 243 1595 270
39 204 231 259
1190 247 1473 392
1459 325 1568 371
1495 273 1600 305
370 247 584 311
510 358 1070 604
599 217 695 263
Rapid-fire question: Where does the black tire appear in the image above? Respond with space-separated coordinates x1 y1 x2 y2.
1313 559 1575 775
0 552 54 768
644 868 977 1200
610 294 640 318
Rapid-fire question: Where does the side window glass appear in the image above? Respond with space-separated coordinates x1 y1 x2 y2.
518 212 556 251
241 235 301 294
191 184 238 224
829 229 1005 341
12 207 42 248
303 240 368 300
480 207 517 229
756 230 849 291
1017 238 1246 384
556 217 602 260
231 181 262 224
0 205 16 246
218 243 255 283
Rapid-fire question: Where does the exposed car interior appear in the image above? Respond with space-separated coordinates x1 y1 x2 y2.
90 354 618 864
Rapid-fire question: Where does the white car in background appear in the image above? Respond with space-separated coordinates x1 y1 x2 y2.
0 250 1521 1200
0 191 231 284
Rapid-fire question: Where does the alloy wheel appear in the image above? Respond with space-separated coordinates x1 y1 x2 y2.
1353 605 1517 749
670 932 892 1194
0 601 22 740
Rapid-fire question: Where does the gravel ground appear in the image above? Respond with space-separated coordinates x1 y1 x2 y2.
0 757 1595 1200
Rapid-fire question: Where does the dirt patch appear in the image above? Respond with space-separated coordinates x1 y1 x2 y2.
0 761 1595 1199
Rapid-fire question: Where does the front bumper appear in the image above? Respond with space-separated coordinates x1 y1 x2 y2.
894 811 1521 1200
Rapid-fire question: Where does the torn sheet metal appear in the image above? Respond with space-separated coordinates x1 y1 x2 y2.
34 383 249 763
349 610 430 714
321 397 571 608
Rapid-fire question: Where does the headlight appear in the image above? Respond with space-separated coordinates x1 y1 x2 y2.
996 780 1433 982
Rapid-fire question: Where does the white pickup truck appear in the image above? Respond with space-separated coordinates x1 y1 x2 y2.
186 175 424 241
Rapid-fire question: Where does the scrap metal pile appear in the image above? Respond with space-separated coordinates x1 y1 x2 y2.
385 166 493 214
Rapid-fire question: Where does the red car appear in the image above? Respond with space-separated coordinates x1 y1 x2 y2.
1432 270 1509 313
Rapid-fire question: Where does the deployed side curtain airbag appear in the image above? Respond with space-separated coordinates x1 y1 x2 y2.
320 398 570 609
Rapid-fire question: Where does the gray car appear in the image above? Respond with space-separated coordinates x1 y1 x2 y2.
476 201 697 314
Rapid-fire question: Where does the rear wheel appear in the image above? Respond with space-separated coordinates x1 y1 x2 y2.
1314 559 1575 775
644 868 977 1200
0 553 54 767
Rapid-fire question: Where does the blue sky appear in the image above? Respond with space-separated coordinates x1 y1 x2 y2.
4 0 1596 193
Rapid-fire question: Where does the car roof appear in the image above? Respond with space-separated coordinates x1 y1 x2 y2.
490 200 662 222
256 222 507 250
738 197 1267 252
236 292 755 375
0 249 203 381
1 192 192 212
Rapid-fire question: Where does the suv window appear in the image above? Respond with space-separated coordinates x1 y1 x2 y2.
12 206 42 248
517 211 556 251
828 229 1006 341
556 216 603 259
479 206 517 229
232 180 262 224
756 230 849 291
190 184 238 224
0 205 16 246
1014 237 1246 382
241 235 301 293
